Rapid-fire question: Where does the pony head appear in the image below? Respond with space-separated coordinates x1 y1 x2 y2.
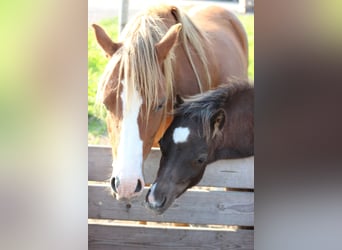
146 82 254 214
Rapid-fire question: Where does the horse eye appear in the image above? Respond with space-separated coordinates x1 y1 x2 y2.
154 99 165 111
156 103 163 110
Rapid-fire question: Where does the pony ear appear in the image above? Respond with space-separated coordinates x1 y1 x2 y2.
155 23 182 63
92 24 122 57
210 109 226 138
174 95 184 108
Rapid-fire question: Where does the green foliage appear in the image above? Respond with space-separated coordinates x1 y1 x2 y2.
88 15 254 143
238 14 254 80
88 18 119 142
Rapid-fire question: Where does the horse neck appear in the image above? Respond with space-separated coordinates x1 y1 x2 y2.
172 39 215 96
213 88 254 160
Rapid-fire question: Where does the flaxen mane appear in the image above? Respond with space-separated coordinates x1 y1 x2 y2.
96 4 211 120
175 80 252 141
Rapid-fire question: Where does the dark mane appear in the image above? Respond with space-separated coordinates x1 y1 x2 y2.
175 80 253 140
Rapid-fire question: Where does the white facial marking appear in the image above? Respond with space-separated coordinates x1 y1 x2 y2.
112 80 144 198
173 127 190 144
148 182 158 204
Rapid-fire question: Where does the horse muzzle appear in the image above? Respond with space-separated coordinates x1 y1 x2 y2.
110 176 144 200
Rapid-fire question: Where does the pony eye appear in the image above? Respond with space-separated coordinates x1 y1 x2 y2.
197 158 205 164
196 154 208 165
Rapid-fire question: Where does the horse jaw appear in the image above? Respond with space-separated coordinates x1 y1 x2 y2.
111 80 145 200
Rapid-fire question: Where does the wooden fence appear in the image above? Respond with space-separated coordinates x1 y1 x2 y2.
89 145 254 249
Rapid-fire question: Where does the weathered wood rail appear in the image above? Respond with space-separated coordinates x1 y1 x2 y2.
89 145 254 249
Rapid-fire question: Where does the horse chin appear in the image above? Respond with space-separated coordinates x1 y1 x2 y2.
111 190 137 202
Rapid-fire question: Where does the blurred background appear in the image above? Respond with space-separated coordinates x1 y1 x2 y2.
1 0 342 249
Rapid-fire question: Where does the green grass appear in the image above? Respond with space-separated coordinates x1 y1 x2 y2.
88 18 119 143
88 14 254 144
238 14 254 80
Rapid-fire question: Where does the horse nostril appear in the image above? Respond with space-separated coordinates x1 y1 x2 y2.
134 179 142 193
110 177 119 193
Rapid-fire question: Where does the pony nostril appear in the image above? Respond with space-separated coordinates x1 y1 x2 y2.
110 177 119 193
134 179 142 193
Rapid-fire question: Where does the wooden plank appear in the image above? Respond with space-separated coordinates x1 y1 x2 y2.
88 146 254 189
89 224 253 250
201 157 253 189
88 145 112 181
89 186 254 226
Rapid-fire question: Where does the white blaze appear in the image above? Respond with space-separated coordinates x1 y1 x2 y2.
112 80 144 199
172 127 190 144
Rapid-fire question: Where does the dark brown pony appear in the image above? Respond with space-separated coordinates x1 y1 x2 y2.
93 4 248 200
146 81 254 214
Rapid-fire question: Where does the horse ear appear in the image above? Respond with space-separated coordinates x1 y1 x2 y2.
92 24 122 57
210 109 226 138
155 23 182 63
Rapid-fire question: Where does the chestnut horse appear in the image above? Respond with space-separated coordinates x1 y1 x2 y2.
93 4 248 200
147 81 254 214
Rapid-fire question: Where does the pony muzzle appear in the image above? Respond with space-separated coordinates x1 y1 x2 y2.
146 183 167 209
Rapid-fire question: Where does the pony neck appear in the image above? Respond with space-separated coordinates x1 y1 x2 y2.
213 88 254 160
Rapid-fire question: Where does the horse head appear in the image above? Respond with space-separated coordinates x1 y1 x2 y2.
92 20 181 200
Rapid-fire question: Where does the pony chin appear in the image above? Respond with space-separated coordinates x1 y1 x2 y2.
145 190 176 215
145 182 188 214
